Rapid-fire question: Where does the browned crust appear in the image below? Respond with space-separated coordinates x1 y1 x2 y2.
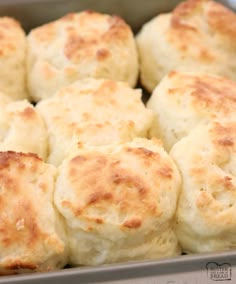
60 143 177 230
30 10 132 63
0 151 59 273
0 151 41 169
210 122 236 148
171 0 236 38
0 17 25 57
207 0 236 40
60 11 131 63
168 0 236 56
166 72 236 117
171 0 205 30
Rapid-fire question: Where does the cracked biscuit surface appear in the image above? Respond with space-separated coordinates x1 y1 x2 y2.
170 121 236 253
54 138 181 266
136 0 236 92
36 78 154 166
27 11 138 101
147 71 236 151
0 152 68 275
0 17 27 100
0 92 48 160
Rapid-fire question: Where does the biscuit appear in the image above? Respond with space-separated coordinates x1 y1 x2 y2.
54 138 181 266
136 0 236 92
0 17 27 100
147 71 236 151
27 11 139 102
170 121 236 253
36 78 154 166
0 151 68 275
0 94 48 160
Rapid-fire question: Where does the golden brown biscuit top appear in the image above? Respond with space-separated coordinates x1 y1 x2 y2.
7 105 38 123
166 71 236 117
36 78 153 142
0 17 25 57
58 138 180 230
189 122 236 176
207 1 236 41
0 151 64 270
170 121 236 248
30 10 133 64
0 152 46 249
189 122 236 222
168 0 236 58
210 122 235 148
171 0 236 37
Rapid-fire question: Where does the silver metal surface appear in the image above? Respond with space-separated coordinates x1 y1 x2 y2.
0 0 182 33
0 0 235 283
220 0 236 9
0 250 236 284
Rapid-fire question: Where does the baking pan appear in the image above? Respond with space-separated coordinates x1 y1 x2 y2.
0 0 233 32
0 0 183 32
0 0 236 283
1 251 236 284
